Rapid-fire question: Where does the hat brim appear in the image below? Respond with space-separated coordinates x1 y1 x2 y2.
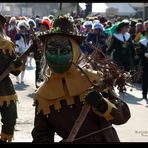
38 32 86 45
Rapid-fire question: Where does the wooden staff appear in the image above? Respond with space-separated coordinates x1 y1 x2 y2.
65 103 91 143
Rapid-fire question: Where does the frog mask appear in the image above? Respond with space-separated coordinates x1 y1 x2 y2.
45 36 73 73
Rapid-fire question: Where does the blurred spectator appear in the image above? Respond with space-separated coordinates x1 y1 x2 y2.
134 22 145 43
137 21 148 99
4 15 11 35
81 22 108 55
35 17 42 32
6 17 18 43
137 18 143 24
107 20 135 92
15 20 31 84
82 20 93 34
129 20 137 41
99 16 107 27
48 15 54 23
39 19 52 32
105 20 112 29
27 18 37 67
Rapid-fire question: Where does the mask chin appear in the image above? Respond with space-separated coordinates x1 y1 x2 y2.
50 64 71 73
45 52 72 73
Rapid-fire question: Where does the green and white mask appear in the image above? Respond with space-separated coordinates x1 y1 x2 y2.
45 36 73 73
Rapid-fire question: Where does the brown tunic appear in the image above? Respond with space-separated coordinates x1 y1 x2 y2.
32 65 131 143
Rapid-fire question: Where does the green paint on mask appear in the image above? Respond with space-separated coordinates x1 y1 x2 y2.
45 38 73 73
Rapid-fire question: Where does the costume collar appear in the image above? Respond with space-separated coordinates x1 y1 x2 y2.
36 64 101 100
114 32 130 42
140 38 148 47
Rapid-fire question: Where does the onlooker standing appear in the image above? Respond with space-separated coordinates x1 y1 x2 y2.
81 22 108 55
33 19 51 88
5 17 18 43
137 21 148 99
134 22 145 43
26 18 37 67
107 20 135 92
15 20 31 84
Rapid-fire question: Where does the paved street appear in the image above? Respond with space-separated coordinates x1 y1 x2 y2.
1 58 148 143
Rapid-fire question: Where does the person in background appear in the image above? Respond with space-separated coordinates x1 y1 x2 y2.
5 17 18 43
26 18 37 67
33 19 51 88
48 15 54 24
35 16 41 32
99 17 107 28
39 19 52 32
137 21 148 100
0 14 22 143
15 20 31 84
105 20 112 29
81 22 108 55
134 22 145 43
4 15 11 35
82 20 93 35
137 18 143 24
129 20 137 41
107 20 135 92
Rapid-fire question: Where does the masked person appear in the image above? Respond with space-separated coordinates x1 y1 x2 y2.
0 14 22 143
31 16 131 143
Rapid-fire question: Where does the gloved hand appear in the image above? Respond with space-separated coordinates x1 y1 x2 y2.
13 57 22 69
85 89 103 108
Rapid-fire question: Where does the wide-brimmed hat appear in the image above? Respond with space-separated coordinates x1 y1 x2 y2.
0 14 6 24
116 20 129 31
38 16 86 45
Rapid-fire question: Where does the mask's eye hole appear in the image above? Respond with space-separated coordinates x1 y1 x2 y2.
61 48 70 54
61 45 71 54
48 48 57 54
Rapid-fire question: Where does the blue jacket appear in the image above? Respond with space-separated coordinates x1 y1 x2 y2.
81 32 108 55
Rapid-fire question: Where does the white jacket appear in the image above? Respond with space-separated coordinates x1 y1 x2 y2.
15 34 32 54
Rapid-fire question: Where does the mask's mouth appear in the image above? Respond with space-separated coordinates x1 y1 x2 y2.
51 63 65 67
49 61 67 66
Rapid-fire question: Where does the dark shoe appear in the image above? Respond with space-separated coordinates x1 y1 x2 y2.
119 87 124 93
143 94 147 99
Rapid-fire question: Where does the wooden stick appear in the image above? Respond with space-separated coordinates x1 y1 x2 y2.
65 103 91 143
